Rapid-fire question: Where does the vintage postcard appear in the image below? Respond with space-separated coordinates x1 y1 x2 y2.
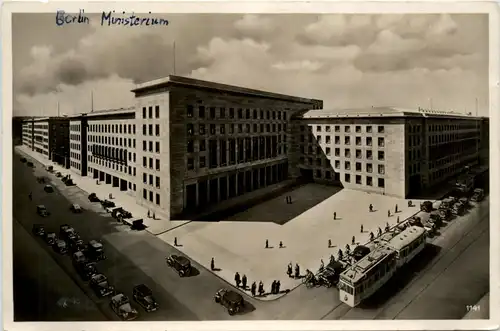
2 1 499 330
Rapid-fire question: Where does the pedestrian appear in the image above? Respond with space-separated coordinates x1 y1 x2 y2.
352 236 355 245
369 204 373 212
211 257 215 271
295 263 300 278
174 237 178 246
378 227 382 236
265 239 269 249
242 274 247 289
276 280 281 293
319 259 325 272
338 249 343 260
289 196 293 204
397 216 400 223
395 204 398 213
388 210 391 217
153 212 156 219
330 254 335 263
370 232 374 241
285 196 288 204
408 200 412 207
360 224 364 233
333 212 337 220
328 239 332 248
147 210 151 218
271 280 276 294
251 282 257 296
287 262 293 277
258 281 264 296
346 244 350 251
279 241 284 248
235 272 241 287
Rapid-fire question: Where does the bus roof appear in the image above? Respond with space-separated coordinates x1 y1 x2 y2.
340 245 395 284
383 226 426 252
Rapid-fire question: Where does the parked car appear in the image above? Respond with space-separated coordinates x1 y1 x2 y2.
20 157 27 163
72 251 87 266
107 206 122 214
88 193 100 202
46 165 54 172
352 245 371 262
133 284 159 312
68 237 86 253
70 204 83 213
44 185 54 193
76 261 99 281
86 240 106 261
318 261 344 288
438 208 452 221
110 293 139 321
101 199 115 208
420 200 433 213
55 172 62 177
44 232 57 245
60 225 79 243
32 224 45 237
89 274 114 297
470 188 485 202
52 239 68 254
214 288 244 316
429 211 443 227
451 202 465 216
65 179 75 186
36 205 50 217
27 161 35 167
166 254 192 277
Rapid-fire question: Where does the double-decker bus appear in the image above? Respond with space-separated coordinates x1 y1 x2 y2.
338 246 397 307
338 226 427 307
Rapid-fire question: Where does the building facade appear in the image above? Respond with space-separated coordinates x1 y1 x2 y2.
49 117 70 168
22 119 34 149
33 118 49 157
296 107 487 198
131 75 322 219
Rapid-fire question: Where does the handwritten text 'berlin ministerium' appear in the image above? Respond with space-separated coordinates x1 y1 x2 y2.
55 10 169 27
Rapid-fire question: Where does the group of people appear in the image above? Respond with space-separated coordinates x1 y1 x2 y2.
265 239 284 249
147 210 156 219
234 272 280 297
286 262 302 279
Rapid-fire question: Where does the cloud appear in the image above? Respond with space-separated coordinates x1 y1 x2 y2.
234 15 276 40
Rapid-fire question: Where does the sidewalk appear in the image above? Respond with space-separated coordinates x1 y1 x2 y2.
158 184 427 301
16 146 190 235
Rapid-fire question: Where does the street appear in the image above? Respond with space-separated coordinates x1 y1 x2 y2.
12 150 490 321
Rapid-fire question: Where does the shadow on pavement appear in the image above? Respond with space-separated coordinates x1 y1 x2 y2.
359 243 442 309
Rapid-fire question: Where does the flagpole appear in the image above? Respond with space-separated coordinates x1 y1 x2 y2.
91 90 94 112
173 41 176 75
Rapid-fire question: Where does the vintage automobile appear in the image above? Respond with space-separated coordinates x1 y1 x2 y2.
60 225 78 242
352 245 371 262
438 208 452 221
72 251 87 266
65 178 75 186
69 237 86 253
44 185 54 193
110 293 139 321
106 206 122 214
20 157 27 163
420 200 433 213
429 211 444 227
439 197 454 210
32 224 45 237
55 172 62 177
27 161 35 168
88 193 100 202
214 288 244 316
44 232 57 245
101 199 116 208
36 205 50 217
166 254 192 277
133 284 159 312
76 261 99 281
459 197 469 208
46 165 54 172
470 188 485 202
112 207 132 219
318 261 344 288
70 204 83 213
52 239 68 254
89 274 114 297
451 202 465 216
86 240 106 261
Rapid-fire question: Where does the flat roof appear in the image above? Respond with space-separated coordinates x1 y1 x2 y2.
132 75 322 105
384 226 426 251
70 107 135 118
301 106 486 120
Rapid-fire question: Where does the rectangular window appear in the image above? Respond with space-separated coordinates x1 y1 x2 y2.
199 106 205 118
356 126 361 133
187 140 194 153
345 161 351 170
155 106 160 118
378 178 385 188
378 137 385 147
356 175 362 184
367 126 373 133
156 176 160 188
187 158 194 170
200 139 206 151
210 107 216 119
326 147 331 156
200 156 206 168
199 124 206 135
143 189 147 199
345 173 350 182
142 107 147 118
156 159 160 170
155 124 160 136
378 151 385 161
156 193 160 205
156 142 160 153
187 105 193 118
378 164 385 174
143 173 147 183
378 125 385 133
220 107 225 118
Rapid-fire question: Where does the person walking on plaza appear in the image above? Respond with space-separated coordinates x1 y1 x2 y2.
210 257 215 271
251 282 257 296
333 212 337 220
147 210 151 218
235 272 241 287
395 204 398 213
397 216 400 223
319 259 325 273
279 241 284 248
408 200 412 207
153 212 156 219
352 236 355 245
369 204 373 212
370 231 374 241
276 280 281 294
242 274 247 289
174 237 178 247
378 227 382 236
330 254 335 263
338 249 343 260
387 210 391 217
385 223 390 232
295 263 300 278
287 262 293 278
328 239 332 248
265 239 269 249
289 196 293 204
271 280 277 294
258 281 264 296
360 224 364 233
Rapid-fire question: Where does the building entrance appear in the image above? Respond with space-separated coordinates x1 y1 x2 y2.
300 168 314 181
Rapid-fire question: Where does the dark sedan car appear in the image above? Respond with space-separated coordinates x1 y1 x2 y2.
89 274 114 297
32 224 45 237
88 193 100 202
133 284 159 312
44 232 57 245
166 254 192 277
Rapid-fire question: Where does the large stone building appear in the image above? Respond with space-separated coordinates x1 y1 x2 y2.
20 76 488 221
296 107 488 198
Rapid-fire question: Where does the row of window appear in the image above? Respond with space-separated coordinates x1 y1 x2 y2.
142 157 160 171
70 134 81 141
143 124 161 136
428 132 479 146
345 174 385 187
89 135 136 149
70 152 81 161
142 140 161 153
303 135 385 147
305 124 385 134
70 124 81 132
71 161 81 170
187 123 287 136
187 105 288 122
427 122 478 132
302 146 385 161
143 173 161 188
142 105 161 119
91 157 137 176
299 156 386 175
70 143 81 151
143 189 161 205
89 123 136 134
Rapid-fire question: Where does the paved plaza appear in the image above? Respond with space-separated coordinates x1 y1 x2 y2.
159 183 427 300
16 146 189 235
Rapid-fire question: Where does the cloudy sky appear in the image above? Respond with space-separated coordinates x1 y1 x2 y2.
12 13 489 117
